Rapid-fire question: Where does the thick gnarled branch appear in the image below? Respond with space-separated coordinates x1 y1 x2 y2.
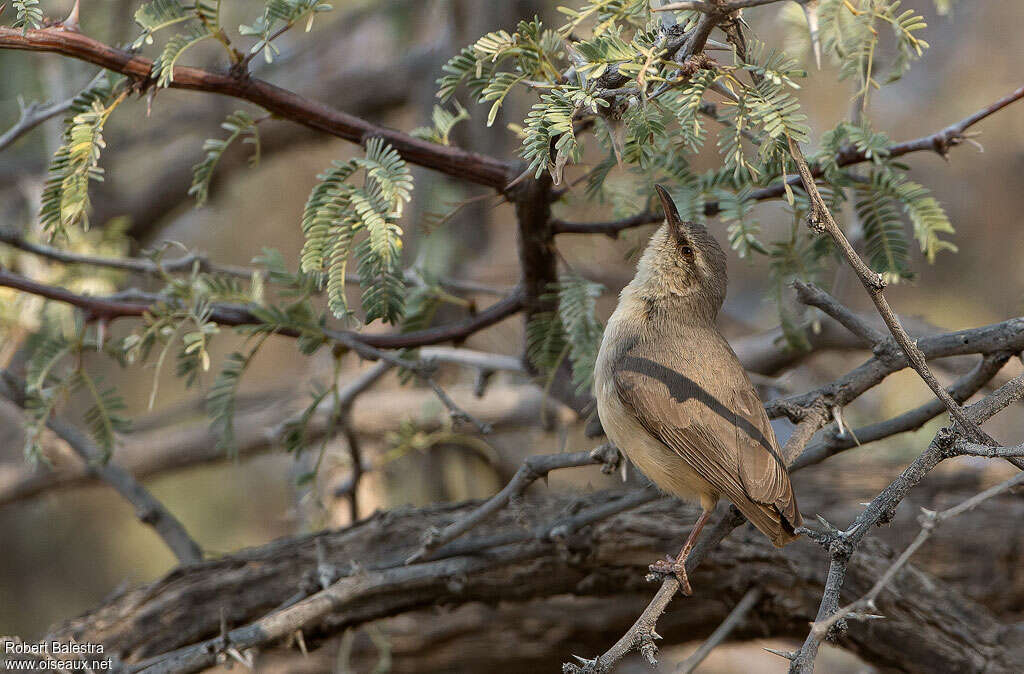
43 483 1024 674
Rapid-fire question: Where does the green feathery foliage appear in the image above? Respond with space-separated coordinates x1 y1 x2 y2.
74 370 130 461
573 30 643 79
527 275 604 393
557 275 605 392
411 102 470 145
239 0 333 63
189 110 261 206
133 0 194 46
716 93 758 183
21 332 70 463
281 384 333 457
206 339 266 455
717 187 768 258
675 70 718 152
769 220 832 350
437 17 562 127
134 2 232 76
622 97 667 169
522 86 607 183
12 0 43 31
868 169 957 263
855 177 913 282
152 23 214 86
556 0 649 37
526 310 569 377
300 138 413 323
38 77 125 239
817 120 891 181
818 0 929 106
22 331 129 463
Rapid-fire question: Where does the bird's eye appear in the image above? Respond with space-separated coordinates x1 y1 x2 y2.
681 245 694 256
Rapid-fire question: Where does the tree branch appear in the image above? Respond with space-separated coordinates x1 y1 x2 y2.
800 470 1024 666
0 267 525 350
785 136 988 444
44 483 1024 674
551 85 1024 237
788 375 1024 673
0 98 70 152
406 443 620 563
0 383 558 507
791 352 1010 470
678 586 763 673
0 26 517 190
567 404 831 673
0 372 202 565
654 0 788 12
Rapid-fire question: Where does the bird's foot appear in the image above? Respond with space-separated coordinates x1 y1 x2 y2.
647 555 692 595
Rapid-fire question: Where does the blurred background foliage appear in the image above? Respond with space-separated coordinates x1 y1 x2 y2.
1 1 1023 670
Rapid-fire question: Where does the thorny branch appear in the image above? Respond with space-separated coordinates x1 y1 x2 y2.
678 586 763 673
406 443 621 563
0 97 71 153
787 374 1024 673
564 410 829 674
563 279 1024 671
36 480 1024 673
804 470 1024 649
0 266 525 350
791 352 1009 470
1 5 1023 674
0 227 516 297
785 136 989 443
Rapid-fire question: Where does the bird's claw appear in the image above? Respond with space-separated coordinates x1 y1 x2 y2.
647 556 692 595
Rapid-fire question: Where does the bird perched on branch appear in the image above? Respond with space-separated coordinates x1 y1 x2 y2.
594 185 802 594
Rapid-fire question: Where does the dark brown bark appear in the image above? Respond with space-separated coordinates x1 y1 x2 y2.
49 469 1024 673
0 268 524 348
0 27 516 190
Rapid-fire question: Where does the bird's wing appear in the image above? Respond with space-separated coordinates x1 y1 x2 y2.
612 337 801 542
730 385 802 530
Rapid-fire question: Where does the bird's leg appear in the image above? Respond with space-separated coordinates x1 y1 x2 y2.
648 509 712 596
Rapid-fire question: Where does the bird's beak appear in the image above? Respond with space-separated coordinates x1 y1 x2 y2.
654 184 686 241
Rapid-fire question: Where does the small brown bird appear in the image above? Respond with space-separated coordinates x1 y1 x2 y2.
594 185 801 594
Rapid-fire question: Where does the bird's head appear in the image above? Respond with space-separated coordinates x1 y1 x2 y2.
629 185 728 320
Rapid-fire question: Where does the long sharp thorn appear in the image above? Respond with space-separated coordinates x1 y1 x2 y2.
800 0 822 69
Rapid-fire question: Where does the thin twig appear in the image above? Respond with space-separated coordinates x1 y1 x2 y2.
654 0 786 11
792 281 887 347
0 229 254 277
0 26 517 189
407 444 620 563
0 228 515 297
0 68 107 152
0 99 71 152
792 353 1009 470
785 136 989 445
0 371 202 565
788 375 1024 673
678 587 763 673
0 266 526 350
804 470 1024 648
